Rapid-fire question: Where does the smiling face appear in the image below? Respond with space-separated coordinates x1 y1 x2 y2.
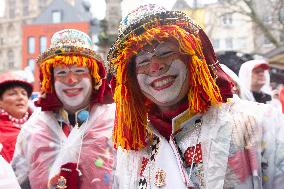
135 39 189 112
53 64 92 113
0 86 29 119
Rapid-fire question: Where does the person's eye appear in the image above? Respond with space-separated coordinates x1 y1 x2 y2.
55 70 67 76
137 59 150 67
136 55 150 67
74 69 87 74
157 50 176 57
21 90 28 96
7 91 17 96
71 68 88 75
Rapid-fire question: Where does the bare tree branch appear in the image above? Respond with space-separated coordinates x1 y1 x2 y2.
218 0 281 47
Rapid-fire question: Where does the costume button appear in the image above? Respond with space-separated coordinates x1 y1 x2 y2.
95 157 104 167
103 173 110 183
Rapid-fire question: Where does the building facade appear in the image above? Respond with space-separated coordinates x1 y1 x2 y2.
172 0 255 54
0 0 80 73
105 0 122 35
204 2 255 54
21 0 91 91
0 0 45 72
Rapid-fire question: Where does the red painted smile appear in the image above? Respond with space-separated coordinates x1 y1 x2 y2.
63 88 83 97
150 75 176 91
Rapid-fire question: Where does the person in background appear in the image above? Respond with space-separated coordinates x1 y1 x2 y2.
108 4 284 189
0 71 33 162
0 143 21 189
12 29 115 189
239 59 272 103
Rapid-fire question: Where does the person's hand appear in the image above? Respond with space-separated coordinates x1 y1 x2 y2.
47 174 60 189
47 163 80 189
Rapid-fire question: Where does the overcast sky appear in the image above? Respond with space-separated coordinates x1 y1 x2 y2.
0 0 217 19
92 0 217 20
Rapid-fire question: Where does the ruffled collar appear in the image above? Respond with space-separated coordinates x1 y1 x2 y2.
0 109 29 127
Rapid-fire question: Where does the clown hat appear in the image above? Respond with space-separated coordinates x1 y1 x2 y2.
36 29 102 65
0 71 33 98
35 29 110 110
107 4 200 68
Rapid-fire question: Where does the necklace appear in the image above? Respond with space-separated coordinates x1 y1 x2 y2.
186 119 203 183
0 109 29 127
138 135 163 189
172 115 205 188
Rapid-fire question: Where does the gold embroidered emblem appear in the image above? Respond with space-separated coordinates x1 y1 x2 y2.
172 110 194 134
56 176 67 189
154 168 166 187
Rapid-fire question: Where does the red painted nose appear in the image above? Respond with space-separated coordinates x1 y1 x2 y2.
65 72 78 85
149 58 165 74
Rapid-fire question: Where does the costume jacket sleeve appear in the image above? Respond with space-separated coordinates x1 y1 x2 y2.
269 104 284 187
11 109 40 187
225 98 284 189
0 155 21 189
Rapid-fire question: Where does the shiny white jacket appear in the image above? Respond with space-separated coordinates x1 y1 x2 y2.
114 97 284 189
12 104 116 189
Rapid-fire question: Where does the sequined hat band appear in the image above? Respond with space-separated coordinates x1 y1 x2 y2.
107 4 200 65
37 29 103 65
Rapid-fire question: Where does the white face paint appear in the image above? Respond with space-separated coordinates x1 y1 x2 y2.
137 59 188 108
54 78 92 112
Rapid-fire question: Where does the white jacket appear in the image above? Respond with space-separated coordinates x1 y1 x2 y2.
114 97 284 189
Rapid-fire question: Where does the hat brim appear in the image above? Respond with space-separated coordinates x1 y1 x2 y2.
0 80 33 98
253 63 270 70
36 45 103 65
107 10 200 64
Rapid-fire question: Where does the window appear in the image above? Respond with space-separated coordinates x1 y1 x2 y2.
222 13 233 25
22 0 29 16
92 34 99 43
212 39 220 49
40 36 47 53
0 38 3 45
264 37 272 45
263 15 272 24
7 50 14 68
280 33 284 43
28 37 35 54
52 10 62 23
9 0 16 18
9 9 15 18
28 59 35 73
280 8 284 21
23 6 29 16
38 0 46 9
225 38 233 49
7 24 15 35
